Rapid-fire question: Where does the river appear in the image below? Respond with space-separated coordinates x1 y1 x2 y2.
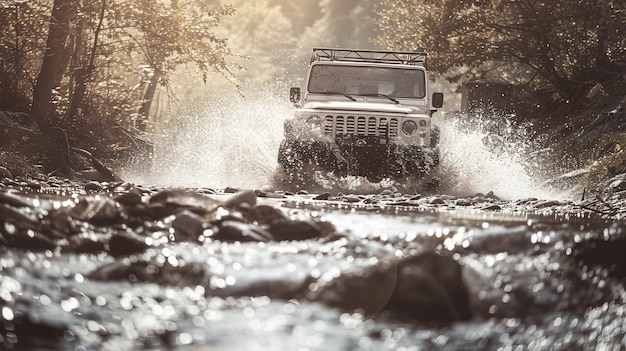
0 178 624 350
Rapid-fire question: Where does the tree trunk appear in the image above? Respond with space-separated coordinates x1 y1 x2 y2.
29 0 74 175
30 0 73 130
596 0 610 74
136 72 158 132
12 4 21 93
66 0 107 127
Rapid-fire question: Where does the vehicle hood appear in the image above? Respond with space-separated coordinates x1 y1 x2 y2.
302 101 424 114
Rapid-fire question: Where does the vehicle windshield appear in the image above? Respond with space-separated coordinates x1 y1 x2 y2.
307 64 426 99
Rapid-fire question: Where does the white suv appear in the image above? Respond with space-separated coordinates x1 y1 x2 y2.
279 48 443 184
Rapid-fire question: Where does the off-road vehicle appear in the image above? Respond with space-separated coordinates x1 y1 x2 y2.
278 48 443 184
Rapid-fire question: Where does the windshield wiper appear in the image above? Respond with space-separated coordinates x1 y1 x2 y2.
314 91 357 101
361 94 399 104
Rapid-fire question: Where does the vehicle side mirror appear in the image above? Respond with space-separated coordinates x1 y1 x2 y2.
290 87 301 103
432 92 444 108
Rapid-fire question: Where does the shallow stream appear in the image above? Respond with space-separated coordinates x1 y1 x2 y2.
1 184 624 350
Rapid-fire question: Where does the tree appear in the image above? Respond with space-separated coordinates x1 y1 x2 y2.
301 0 383 50
30 0 73 130
0 1 50 111
12 0 239 175
104 0 240 130
374 0 626 100
213 0 295 86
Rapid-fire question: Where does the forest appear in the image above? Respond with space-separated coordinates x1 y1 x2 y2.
0 0 625 184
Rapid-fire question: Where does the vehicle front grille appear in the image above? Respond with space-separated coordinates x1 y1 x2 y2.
324 115 399 138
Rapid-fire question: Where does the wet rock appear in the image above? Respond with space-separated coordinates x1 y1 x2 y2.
455 198 473 206
224 190 256 210
142 203 171 220
0 204 56 251
480 204 502 211
148 189 219 215
84 181 103 192
533 199 564 208
0 203 35 226
108 232 149 257
171 210 205 241
386 252 472 323
63 234 108 254
574 224 626 279
1 227 56 251
245 204 288 225
200 206 245 227
69 195 126 226
310 250 471 323
314 192 332 201
268 219 322 241
214 221 273 242
429 197 446 205
344 194 362 203
114 188 143 206
307 255 397 318
474 191 501 201
45 208 78 235
0 191 30 207
454 226 532 254
63 232 149 257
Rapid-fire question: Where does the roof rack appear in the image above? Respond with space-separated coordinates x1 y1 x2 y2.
311 47 427 67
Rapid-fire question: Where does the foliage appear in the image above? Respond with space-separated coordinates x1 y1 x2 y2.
0 1 51 111
374 0 626 99
211 0 295 85
585 132 626 182
0 147 38 178
1 0 240 168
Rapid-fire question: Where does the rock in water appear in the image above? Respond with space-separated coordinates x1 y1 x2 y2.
148 188 219 215
268 219 323 241
386 252 472 323
171 210 205 241
309 250 471 323
69 195 125 225
574 223 626 279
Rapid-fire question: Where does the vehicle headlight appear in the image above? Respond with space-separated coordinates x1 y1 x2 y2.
402 120 418 136
306 115 322 129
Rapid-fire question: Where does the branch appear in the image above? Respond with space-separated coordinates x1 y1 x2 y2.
71 147 122 182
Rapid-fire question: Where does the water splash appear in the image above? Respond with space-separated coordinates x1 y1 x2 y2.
126 88 566 200
436 110 564 200
127 84 292 189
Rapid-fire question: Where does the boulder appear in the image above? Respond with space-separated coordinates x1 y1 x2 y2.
309 250 471 323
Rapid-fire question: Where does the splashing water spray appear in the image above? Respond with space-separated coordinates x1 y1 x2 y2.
123 83 291 189
436 109 565 200
124 88 564 200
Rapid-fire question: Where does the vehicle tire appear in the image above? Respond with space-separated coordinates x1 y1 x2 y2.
277 139 317 189
431 125 440 148
366 173 384 183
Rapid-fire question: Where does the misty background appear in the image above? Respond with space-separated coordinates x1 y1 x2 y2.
161 0 443 113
